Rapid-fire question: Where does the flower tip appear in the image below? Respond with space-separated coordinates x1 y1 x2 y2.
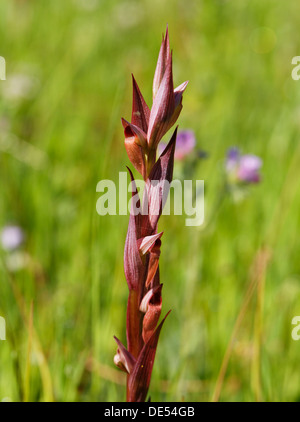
121 117 128 129
131 73 136 85
165 24 169 38
165 309 171 319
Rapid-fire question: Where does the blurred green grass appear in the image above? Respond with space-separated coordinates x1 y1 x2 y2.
0 0 300 402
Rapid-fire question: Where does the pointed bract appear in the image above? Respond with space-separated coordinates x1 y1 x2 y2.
124 168 145 357
142 127 177 233
127 311 170 402
124 168 144 291
147 55 175 149
131 75 150 133
153 27 171 99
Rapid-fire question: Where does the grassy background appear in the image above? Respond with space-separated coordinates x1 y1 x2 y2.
0 0 300 402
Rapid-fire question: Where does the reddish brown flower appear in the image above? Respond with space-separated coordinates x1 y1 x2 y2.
121 28 188 181
115 27 187 402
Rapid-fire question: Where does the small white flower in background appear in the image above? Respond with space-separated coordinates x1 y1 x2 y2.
2 73 39 101
5 251 30 272
1 225 24 251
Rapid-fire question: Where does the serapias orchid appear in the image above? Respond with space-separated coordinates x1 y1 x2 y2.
121 26 188 181
114 27 188 402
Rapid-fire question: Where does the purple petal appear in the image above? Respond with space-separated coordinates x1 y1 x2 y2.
1 226 24 251
226 147 240 172
238 154 262 183
174 130 196 160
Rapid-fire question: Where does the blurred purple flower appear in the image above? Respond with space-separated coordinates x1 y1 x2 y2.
226 147 240 172
158 129 196 160
1 225 24 251
226 147 262 184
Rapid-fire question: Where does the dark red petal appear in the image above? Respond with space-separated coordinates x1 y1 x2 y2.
122 118 147 178
122 118 148 148
140 284 163 344
127 311 171 402
126 290 144 358
142 127 177 234
114 336 136 373
152 26 171 99
132 75 150 133
139 284 162 313
145 251 160 288
124 168 144 290
124 169 145 357
147 54 175 149
124 139 146 179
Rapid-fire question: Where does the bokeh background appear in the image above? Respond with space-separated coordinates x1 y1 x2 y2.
0 0 300 402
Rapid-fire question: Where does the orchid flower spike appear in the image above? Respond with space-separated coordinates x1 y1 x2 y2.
114 27 187 402
122 27 188 180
